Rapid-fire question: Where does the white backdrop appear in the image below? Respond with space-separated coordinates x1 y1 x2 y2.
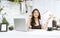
1 0 60 25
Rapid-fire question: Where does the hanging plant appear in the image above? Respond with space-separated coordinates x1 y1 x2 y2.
8 0 24 3
8 0 18 3
19 0 24 2
8 0 14 2
14 0 19 3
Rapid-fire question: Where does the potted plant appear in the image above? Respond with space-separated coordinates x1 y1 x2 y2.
0 17 9 32
0 6 9 32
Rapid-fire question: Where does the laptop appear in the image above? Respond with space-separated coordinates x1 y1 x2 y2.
14 18 28 32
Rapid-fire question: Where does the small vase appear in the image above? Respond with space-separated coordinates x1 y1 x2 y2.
9 26 14 31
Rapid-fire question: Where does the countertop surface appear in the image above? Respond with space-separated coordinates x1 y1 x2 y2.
0 29 60 38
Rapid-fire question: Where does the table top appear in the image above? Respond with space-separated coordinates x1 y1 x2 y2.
0 30 60 38
0 29 60 35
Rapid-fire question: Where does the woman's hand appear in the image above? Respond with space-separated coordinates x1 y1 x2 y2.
47 14 53 22
42 14 53 29
26 14 32 30
29 14 32 19
48 14 53 19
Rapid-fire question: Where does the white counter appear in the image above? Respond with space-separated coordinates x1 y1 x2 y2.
0 30 60 38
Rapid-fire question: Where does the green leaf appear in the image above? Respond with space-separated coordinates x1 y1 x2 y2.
2 17 9 25
0 8 3 13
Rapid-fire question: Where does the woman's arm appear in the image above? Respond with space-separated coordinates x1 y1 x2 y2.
42 14 52 29
26 15 32 30
26 19 31 30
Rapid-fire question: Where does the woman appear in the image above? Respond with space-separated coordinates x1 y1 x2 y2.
27 9 52 29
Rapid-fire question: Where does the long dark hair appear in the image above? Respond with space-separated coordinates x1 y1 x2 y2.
31 9 41 26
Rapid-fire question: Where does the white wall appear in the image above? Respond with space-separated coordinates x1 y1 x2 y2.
32 0 60 18
1 0 60 26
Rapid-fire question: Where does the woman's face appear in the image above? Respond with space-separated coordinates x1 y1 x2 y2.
33 10 39 18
